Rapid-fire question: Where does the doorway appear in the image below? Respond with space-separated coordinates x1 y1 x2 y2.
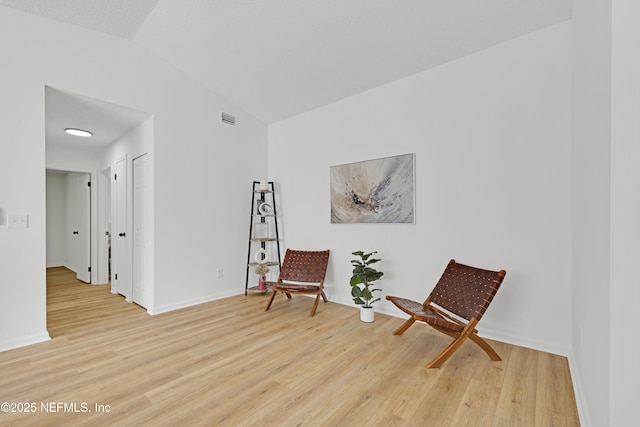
45 170 92 283
44 87 154 335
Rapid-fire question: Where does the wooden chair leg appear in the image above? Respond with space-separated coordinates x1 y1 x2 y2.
309 294 321 317
426 336 469 368
468 332 501 361
265 290 277 311
392 317 416 335
426 323 477 368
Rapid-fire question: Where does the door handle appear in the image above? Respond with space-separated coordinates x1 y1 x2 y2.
73 231 79 235
119 232 126 237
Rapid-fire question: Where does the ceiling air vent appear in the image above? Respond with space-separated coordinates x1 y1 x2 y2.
221 112 237 126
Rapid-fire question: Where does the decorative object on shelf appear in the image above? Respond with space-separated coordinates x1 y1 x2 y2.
254 248 269 264
330 153 415 224
258 202 273 216
350 250 384 322
245 180 282 295
254 263 270 290
253 222 269 239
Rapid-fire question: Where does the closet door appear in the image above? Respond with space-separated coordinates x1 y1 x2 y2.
132 154 148 308
75 173 91 283
112 156 129 298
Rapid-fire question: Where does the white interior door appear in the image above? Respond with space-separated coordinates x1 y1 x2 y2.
64 173 79 274
132 154 148 308
75 173 92 283
112 157 129 298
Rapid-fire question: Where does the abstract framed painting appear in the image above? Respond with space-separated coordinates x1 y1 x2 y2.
330 153 415 224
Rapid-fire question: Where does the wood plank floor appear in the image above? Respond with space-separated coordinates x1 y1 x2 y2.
0 267 580 426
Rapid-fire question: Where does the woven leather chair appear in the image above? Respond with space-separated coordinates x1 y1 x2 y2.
265 249 330 317
386 259 506 368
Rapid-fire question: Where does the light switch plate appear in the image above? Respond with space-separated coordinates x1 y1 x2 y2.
7 214 28 228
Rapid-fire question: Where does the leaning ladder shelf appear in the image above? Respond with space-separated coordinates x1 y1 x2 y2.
245 181 282 295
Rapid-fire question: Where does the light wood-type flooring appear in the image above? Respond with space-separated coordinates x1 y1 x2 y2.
0 267 580 426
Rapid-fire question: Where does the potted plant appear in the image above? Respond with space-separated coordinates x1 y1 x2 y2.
254 263 270 290
350 251 384 322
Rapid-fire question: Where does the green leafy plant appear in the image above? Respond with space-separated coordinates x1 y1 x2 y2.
350 251 384 308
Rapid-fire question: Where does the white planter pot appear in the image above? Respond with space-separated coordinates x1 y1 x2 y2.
360 306 375 322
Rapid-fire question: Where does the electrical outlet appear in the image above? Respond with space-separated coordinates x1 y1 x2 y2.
7 214 28 228
216 269 224 279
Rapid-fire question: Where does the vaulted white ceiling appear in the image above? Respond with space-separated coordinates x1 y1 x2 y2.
2 0 572 125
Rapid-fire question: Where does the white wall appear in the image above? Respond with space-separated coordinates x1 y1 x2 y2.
46 145 100 173
0 7 267 351
610 1 640 425
269 23 572 354
570 0 612 425
0 15 49 348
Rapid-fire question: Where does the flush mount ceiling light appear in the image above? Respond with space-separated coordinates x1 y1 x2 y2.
65 128 93 137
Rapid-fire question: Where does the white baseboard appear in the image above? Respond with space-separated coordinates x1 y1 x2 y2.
148 289 243 315
475 326 570 357
0 332 51 353
355 299 572 357
567 349 590 427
